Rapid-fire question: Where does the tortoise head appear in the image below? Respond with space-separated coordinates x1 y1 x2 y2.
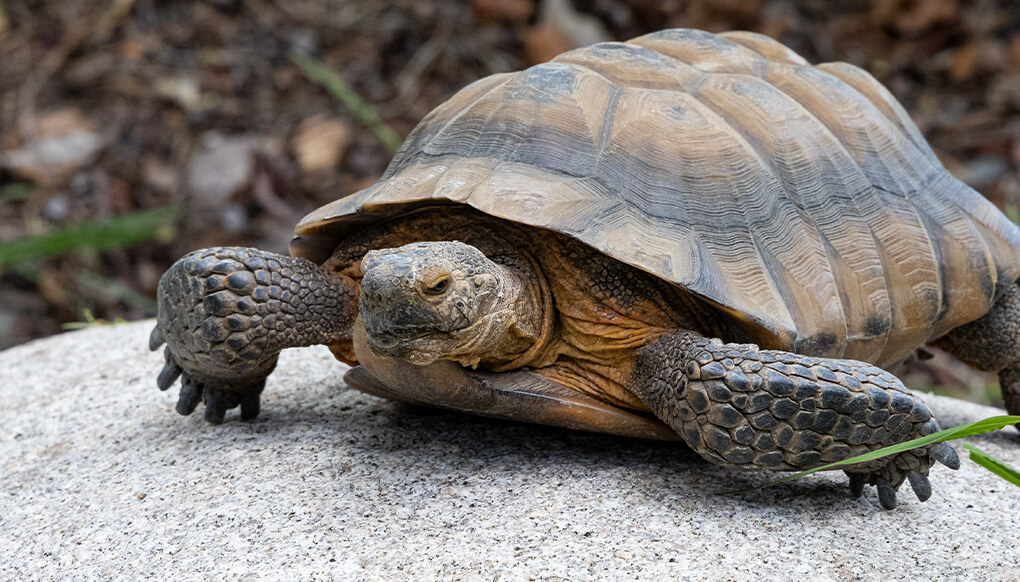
359 241 517 367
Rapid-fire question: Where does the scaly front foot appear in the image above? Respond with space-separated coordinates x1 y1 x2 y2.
150 246 356 423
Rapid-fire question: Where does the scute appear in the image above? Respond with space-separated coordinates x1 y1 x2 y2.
295 29 1020 368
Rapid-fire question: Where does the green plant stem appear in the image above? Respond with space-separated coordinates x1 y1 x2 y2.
290 51 403 154
727 415 1020 494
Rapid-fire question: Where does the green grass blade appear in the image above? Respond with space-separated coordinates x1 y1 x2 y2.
727 415 1020 494
290 51 403 154
0 206 180 265
962 443 1020 487
1 182 33 201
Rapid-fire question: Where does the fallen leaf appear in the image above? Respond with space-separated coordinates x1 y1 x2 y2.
950 44 978 81
155 76 204 112
525 0 609 64
473 0 534 23
895 0 958 35
291 116 352 174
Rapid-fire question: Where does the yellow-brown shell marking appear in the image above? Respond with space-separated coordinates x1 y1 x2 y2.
296 29 1020 368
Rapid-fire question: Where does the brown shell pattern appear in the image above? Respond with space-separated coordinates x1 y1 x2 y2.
296 29 1020 368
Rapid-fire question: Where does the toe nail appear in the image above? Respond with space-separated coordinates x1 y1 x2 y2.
878 483 898 510
240 393 261 421
204 395 227 424
157 362 183 391
907 472 932 502
176 380 202 415
847 472 865 498
932 443 960 470
149 326 165 351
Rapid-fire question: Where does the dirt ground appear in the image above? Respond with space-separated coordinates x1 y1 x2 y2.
1 0 1018 402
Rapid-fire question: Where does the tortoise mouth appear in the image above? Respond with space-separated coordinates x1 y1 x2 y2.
363 326 455 364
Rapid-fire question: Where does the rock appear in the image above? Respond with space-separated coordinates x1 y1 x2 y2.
1 321 1018 580
185 133 261 205
0 109 104 185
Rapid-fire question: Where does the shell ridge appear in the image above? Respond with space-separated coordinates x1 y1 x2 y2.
551 54 708 97
793 63 999 339
815 62 938 164
396 76 513 176
628 29 766 74
753 64 948 360
593 84 624 175
718 31 810 66
678 76 849 352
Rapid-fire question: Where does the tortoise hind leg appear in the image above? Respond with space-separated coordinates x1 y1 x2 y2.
628 330 959 509
931 283 1020 423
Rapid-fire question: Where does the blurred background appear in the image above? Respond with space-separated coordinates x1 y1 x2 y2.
1 0 1018 403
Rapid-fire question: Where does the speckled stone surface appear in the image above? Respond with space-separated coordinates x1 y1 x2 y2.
1 321 1018 581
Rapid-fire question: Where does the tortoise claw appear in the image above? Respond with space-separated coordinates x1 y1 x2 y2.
157 357 183 391
176 378 203 416
845 442 956 509
203 392 228 424
239 384 264 421
907 472 932 502
932 442 960 469
158 346 265 423
148 324 165 351
877 481 898 510
171 377 263 423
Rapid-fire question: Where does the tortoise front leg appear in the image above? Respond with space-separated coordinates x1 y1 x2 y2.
629 330 959 509
150 247 357 423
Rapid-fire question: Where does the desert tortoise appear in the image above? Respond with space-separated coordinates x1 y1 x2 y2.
151 29 1020 509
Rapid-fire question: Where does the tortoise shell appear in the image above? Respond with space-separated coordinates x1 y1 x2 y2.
292 28 1020 369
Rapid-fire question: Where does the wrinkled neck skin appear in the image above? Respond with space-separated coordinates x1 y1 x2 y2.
467 253 554 371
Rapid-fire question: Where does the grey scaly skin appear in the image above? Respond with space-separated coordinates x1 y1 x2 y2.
150 247 357 423
629 331 961 509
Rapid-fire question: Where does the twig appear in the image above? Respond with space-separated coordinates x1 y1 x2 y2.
289 51 403 154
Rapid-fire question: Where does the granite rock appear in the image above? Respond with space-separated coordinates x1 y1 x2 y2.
1 321 1018 580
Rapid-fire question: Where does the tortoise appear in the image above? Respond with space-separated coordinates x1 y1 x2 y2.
149 28 1020 510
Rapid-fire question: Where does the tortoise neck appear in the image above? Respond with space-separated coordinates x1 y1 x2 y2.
487 250 557 372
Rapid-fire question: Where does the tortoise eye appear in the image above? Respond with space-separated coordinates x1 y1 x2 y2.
423 277 450 296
